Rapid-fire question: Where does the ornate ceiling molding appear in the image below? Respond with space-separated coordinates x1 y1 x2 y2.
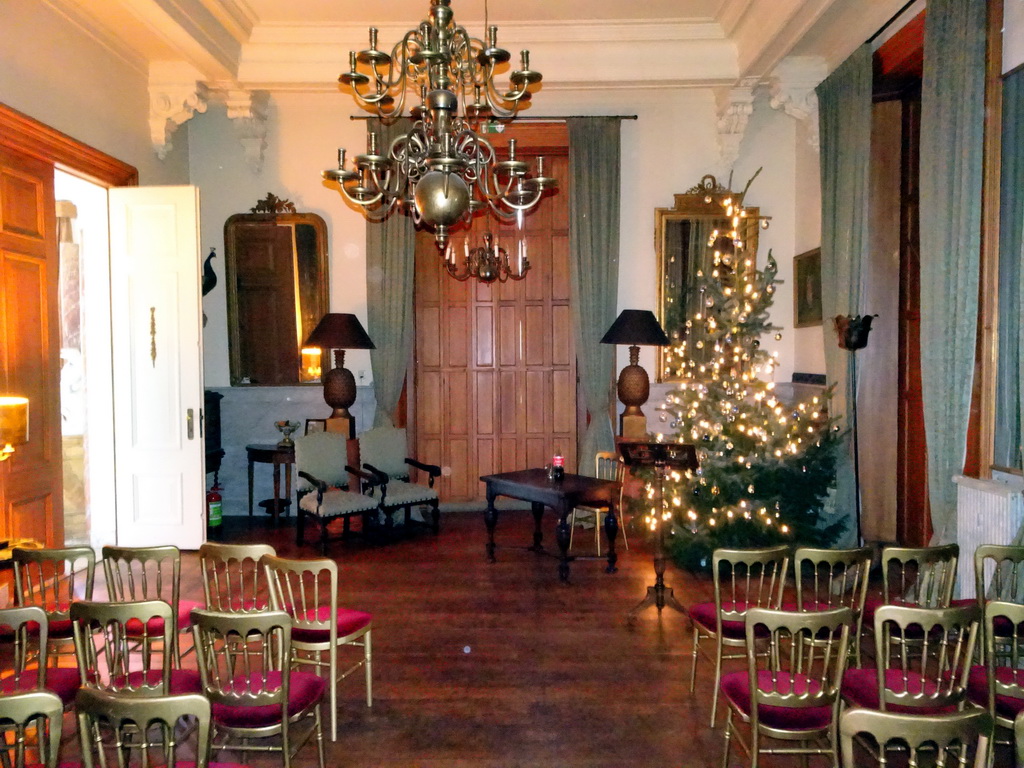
149 63 208 160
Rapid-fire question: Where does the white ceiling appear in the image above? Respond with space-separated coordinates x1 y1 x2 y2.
243 0 727 25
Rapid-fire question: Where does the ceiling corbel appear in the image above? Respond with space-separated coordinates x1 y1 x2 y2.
768 56 828 150
715 79 760 171
225 90 269 173
150 62 208 160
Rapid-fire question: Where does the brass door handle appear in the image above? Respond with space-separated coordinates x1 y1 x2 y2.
187 408 195 440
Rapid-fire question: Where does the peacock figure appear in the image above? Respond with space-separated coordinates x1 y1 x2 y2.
201 247 217 327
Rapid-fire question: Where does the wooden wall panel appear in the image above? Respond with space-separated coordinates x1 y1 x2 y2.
414 133 574 501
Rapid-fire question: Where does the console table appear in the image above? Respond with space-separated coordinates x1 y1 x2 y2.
480 468 621 583
246 443 294 526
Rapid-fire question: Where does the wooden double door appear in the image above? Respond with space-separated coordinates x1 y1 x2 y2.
414 134 576 502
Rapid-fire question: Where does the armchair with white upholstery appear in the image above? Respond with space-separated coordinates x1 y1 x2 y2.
356 426 441 536
294 432 382 553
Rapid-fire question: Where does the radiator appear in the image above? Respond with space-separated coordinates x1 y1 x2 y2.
954 474 1024 599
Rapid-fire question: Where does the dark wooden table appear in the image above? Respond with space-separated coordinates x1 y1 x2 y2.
480 468 621 582
246 443 294 526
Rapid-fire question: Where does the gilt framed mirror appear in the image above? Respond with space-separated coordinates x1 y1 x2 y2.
655 175 760 382
225 194 329 386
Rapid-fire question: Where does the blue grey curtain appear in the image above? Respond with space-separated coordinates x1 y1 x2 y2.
816 44 872 547
994 70 1024 469
568 118 621 475
366 118 416 427
919 0 986 544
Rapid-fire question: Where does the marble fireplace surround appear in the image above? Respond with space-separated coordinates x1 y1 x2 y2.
210 385 377 517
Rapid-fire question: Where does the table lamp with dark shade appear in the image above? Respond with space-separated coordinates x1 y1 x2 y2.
0 396 29 461
303 314 375 435
600 310 669 439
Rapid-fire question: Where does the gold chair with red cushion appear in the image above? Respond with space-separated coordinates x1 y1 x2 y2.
840 708 992 768
75 687 249 768
859 543 958 665
102 544 201 665
198 542 276 614
842 603 979 716
965 601 1024 752
0 606 80 708
0 690 62 768
720 607 852 767
688 545 789 727
70 599 202 696
190 608 326 768
789 546 871 666
12 546 95 665
262 554 372 743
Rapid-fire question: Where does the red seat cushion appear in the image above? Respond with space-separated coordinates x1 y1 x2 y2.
720 670 834 731
966 664 1024 720
210 671 326 729
289 605 372 644
0 667 80 706
125 599 204 637
689 602 770 640
841 667 957 714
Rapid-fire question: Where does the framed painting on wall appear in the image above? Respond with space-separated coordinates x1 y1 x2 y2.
793 248 823 328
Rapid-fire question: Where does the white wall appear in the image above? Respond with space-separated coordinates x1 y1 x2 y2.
0 2 189 185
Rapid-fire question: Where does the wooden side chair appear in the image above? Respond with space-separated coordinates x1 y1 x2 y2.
190 608 326 768
294 431 384 554
568 450 627 556
198 542 276 614
70 599 202 696
840 708 992 768
101 544 201 664
356 426 441 535
720 606 852 768
965 601 1024 752
841 603 979 721
0 690 63 768
790 546 871 666
12 545 95 665
75 688 247 768
0 606 80 709
688 545 789 727
263 554 373 742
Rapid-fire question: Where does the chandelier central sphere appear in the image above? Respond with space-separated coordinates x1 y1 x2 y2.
322 0 556 251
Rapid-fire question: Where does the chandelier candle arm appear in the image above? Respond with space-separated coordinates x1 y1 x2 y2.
324 0 555 252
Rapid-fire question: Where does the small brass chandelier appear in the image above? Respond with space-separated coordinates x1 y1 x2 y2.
445 231 529 283
322 0 556 251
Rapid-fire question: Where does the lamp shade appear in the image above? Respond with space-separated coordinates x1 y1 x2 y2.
0 396 29 446
303 313 375 350
600 310 669 346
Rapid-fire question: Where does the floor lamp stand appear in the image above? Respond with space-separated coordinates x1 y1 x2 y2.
629 461 687 619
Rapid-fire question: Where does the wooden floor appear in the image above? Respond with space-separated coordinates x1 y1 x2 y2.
90 512 1015 767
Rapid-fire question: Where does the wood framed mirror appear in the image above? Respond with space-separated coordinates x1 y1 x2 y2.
225 194 329 386
655 175 760 382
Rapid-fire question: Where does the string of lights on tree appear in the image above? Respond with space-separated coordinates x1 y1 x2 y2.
644 175 843 569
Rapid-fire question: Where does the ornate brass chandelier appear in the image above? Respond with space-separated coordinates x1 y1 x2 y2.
445 231 528 283
322 0 556 251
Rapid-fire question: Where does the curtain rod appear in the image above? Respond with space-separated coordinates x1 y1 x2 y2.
867 0 921 45
349 114 638 121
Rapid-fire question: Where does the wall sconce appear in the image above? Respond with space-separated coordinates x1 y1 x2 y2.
600 310 669 439
0 396 29 461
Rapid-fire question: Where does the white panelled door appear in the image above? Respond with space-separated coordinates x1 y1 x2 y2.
108 186 205 549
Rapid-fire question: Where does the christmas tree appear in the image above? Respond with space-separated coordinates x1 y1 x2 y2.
647 183 843 572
